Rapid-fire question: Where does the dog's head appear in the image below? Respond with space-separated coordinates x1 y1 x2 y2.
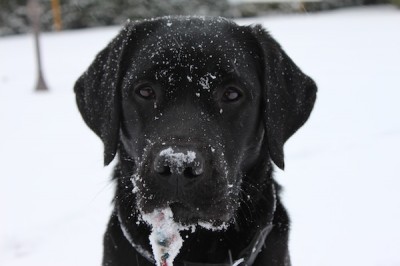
75 17 316 227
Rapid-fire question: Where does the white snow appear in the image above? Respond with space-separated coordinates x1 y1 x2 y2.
198 73 217 91
198 76 211 90
141 208 183 266
197 221 230 231
1 5 400 266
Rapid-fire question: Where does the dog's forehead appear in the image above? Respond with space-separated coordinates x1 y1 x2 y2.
126 17 259 85
134 16 245 53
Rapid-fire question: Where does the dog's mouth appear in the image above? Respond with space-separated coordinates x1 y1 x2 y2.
131 143 239 230
133 171 238 231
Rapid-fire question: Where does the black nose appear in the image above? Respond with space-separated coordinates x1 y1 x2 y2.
153 147 205 178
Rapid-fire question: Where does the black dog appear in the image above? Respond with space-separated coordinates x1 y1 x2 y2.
75 16 316 266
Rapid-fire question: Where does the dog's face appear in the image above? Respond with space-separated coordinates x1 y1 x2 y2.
120 19 264 224
75 17 316 227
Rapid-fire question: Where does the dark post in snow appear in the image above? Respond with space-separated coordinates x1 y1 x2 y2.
28 0 49 92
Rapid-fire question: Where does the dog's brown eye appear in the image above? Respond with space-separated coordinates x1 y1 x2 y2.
222 87 242 102
136 86 156 100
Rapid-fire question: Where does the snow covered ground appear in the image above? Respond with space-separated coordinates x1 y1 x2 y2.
1 5 400 266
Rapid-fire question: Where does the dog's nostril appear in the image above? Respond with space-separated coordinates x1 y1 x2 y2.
160 165 172 176
154 163 172 176
183 167 202 178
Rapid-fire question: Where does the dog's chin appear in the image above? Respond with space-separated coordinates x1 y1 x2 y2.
171 202 234 229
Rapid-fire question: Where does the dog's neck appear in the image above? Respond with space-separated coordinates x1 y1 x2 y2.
118 212 274 266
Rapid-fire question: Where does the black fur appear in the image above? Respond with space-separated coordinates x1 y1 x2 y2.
75 16 316 266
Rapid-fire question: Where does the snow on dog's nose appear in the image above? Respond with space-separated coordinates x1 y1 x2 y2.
153 147 205 178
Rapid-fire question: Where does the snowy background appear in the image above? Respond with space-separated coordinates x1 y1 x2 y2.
1 5 400 266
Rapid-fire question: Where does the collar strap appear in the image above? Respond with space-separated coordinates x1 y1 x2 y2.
182 224 273 266
117 211 156 264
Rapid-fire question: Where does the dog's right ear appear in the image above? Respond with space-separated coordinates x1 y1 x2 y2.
74 23 134 166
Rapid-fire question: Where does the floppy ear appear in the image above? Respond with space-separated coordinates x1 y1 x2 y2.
251 25 317 170
74 24 134 166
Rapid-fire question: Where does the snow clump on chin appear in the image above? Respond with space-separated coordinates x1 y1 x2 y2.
141 207 233 265
142 208 183 266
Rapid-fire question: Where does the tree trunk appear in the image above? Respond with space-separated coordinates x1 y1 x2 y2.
28 0 49 92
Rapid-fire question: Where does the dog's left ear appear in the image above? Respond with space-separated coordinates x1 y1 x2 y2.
251 25 317 170
74 24 134 166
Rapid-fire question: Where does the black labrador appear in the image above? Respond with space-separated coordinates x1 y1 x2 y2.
75 16 317 266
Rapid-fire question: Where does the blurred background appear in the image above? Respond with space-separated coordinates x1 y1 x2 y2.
1 0 399 36
1 1 400 266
